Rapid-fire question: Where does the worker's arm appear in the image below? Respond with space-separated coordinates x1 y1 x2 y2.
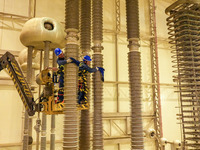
80 63 98 73
57 58 72 66
57 59 67 66
69 57 80 66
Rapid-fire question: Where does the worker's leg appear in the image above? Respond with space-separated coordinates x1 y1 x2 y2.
57 89 64 103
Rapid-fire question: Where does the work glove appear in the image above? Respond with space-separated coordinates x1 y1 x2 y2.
97 67 105 82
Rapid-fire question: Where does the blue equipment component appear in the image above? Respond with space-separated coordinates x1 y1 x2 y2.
97 67 105 82
83 55 92 61
54 48 62 56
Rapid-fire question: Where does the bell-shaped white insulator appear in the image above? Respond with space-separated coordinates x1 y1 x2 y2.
20 17 65 49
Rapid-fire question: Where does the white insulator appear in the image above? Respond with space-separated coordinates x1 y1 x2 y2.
18 49 40 71
20 17 65 49
160 138 168 146
173 140 182 148
145 128 156 139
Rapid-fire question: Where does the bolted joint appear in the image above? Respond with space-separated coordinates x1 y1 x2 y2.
51 128 55 134
128 38 140 51
65 28 79 45
92 45 104 53
24 129 29 134
41 130 47 136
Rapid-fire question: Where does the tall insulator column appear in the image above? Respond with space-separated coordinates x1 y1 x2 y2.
50 51 57 150
41 41 51 150
92 0 104 149
63 0 79 149
125 0 144 149
22 46 33 150
79 0 91 150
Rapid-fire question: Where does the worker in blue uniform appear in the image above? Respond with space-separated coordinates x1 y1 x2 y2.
54 48 105 107
54 48 71 103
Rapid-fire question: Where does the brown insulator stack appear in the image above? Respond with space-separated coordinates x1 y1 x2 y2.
63 0 79 149
125 0 144 149
79 0 91 150
92 0 104 150
166 1 200 149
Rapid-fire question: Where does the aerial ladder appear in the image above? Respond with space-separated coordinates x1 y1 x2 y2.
0 51 64 116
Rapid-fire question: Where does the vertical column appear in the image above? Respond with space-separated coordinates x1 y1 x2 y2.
79 0 91 150
35 51 43 150
92 0 104 149
63 0 79 149
50 52 57 150
125 0 144 149
149 0 163 149
23 46 33 150
41 41 51 150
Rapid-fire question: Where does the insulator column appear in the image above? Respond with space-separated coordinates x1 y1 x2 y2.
22 46 33 150
79 0 91 150
92 0 104 150
41 41 51 150
166 1 200 149
63 0 79 149
125 0 144 149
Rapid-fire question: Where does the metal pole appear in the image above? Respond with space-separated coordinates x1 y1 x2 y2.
40 41 51 150
22 46 33 150
92 0 104 149
115 0 120 112
149 0 163 148
50 51 57 150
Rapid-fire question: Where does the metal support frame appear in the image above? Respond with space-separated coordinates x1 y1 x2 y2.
115 0 120 112
149 0 163 149
103 113 131 139
0 0 35 20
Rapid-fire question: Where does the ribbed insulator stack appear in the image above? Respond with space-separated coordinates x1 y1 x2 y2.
64 0 79 149
63 46 78 149
125 0 144 149
92 0 104 149
80 0 91 51
79 0 91 150
92 54 103 149
65 0 79 29
166 1 200 149
92 0 103 42
128 51 144 149
125 0 139 39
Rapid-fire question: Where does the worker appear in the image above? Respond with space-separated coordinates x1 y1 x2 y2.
70 55 104 107
54 48 71 103
54 48 105 107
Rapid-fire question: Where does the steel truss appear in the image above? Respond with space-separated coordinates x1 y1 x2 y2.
149 0 163 149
